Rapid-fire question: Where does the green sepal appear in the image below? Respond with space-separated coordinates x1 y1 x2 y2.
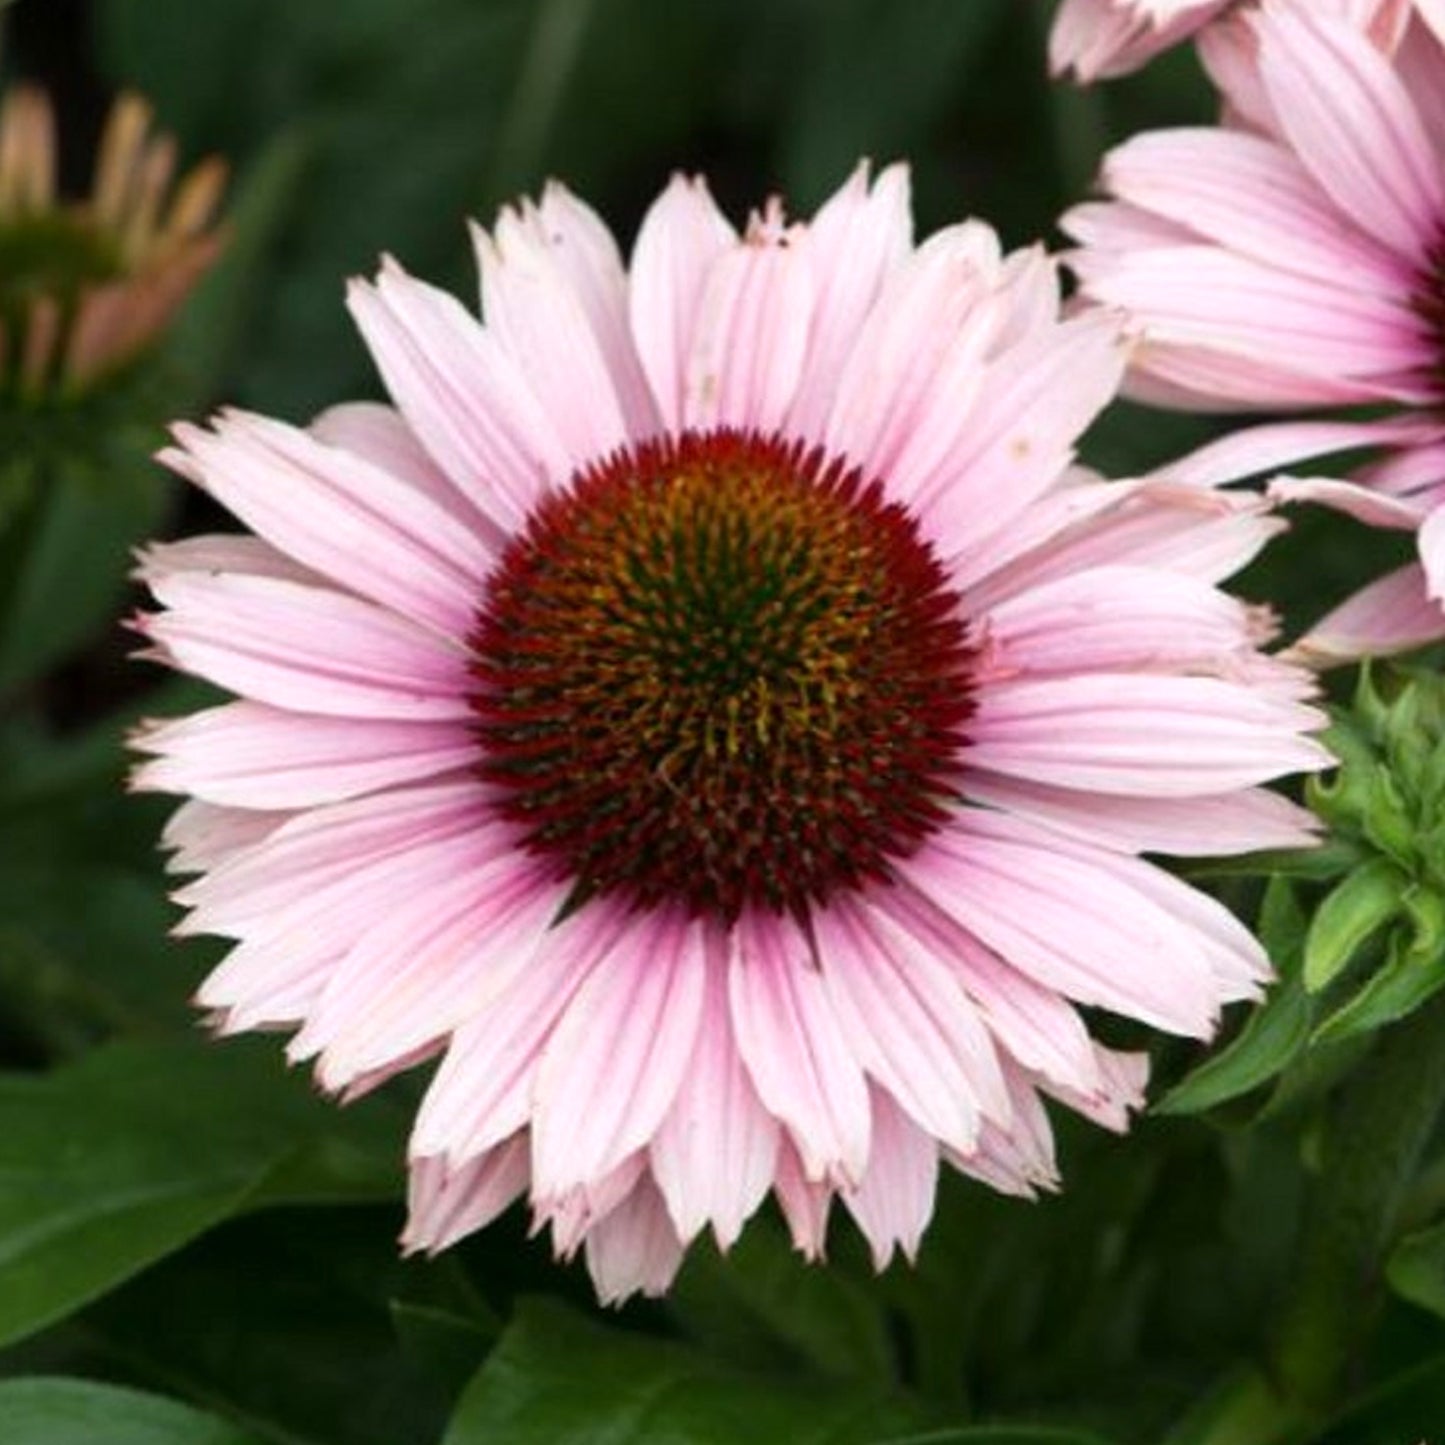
1312 929 1445 1045
1303 858 1406 993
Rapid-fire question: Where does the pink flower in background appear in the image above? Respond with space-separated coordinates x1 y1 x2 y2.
1065 2 1445 663
132 164 1327 1302
1050 0 1234 82
1049 0 1436 83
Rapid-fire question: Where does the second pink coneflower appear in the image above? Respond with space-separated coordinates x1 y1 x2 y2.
1065 1 1445 662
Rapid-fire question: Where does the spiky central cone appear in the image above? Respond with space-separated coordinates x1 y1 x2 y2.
470 429 975 920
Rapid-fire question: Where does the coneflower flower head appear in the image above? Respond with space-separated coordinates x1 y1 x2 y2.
132 164 1329 1301
0 85 225 404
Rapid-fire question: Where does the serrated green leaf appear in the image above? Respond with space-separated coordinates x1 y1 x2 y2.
0 1038 402 1347
1303 858 1405 992
442 1298 927 1445
1156 880 1312 1114
0 1378 263 1445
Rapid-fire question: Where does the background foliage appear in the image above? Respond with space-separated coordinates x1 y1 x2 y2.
0 1 1439 1442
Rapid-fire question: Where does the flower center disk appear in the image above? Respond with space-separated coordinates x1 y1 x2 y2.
471 428 975 921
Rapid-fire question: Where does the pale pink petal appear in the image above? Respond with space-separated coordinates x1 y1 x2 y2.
138 572 472 721
841 1089 939 1269
773 1139 833 1259
814 894 1009 1151
627 173 738 430
996 809 1273 1001
822 223 1000 479
160 798 290 874
947 1069 1059 1198
1073 245 1431 386
1289 561 1445 666
410 901 626 1163
403 1133 530 1253
1050 0 1230 82
476 212 630 464
177 787 493 952
957 483 1282 607
166 411 496 635
910 307 1130 556
875 881 1110 1100
1417 503 1445 600
1258 5 1445 262
729 909 871 1187
1399 15 1445 151
1034 1044 1148 1133
1268 475 1429 529
584 1174 687 1305
527 181 660 437
1355 436 1445 498
649 936 780 1249
532 1154 645 1260
294 854 564 1092
900 811 1229 1038
132 702 478 808
348 261 568 535
787 162 912 435
532 907 707 1198
1096 127 1411 290
683 209 815 433
1146 416 1429 489
135 532 320 588
309 402 478 526
967 673 1329 797
964 775 1318 856
983 563 1260 676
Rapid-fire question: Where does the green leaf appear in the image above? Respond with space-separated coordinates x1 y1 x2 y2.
0 452 170 698
71 1208 465 1445
670 1218 896 1382
1386 1219 1445 1318
442 1298 927 1445
876 1432 1116 1445
0 1378 263 1445
1311 932 1445 1045
0 1038 402 1346
1156 881 1313 1114
1303 858 1405 992
1310 1347 1445 1444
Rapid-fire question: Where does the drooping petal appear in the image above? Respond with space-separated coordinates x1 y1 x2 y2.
729 910 871 1187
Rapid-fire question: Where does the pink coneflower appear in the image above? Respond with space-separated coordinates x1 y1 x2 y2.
1050 0 1236 82
0 85 226 400
132 164 1327 1302
1049 0 1430 83
1065 2 1445 663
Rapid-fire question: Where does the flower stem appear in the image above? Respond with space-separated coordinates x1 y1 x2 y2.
1271 991 1445 1420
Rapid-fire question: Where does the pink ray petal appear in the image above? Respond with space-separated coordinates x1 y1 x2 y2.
627 172 738 430
532 908 707 1199
729 909 871 1187
649 935 780 1250
841 1089 939 1270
